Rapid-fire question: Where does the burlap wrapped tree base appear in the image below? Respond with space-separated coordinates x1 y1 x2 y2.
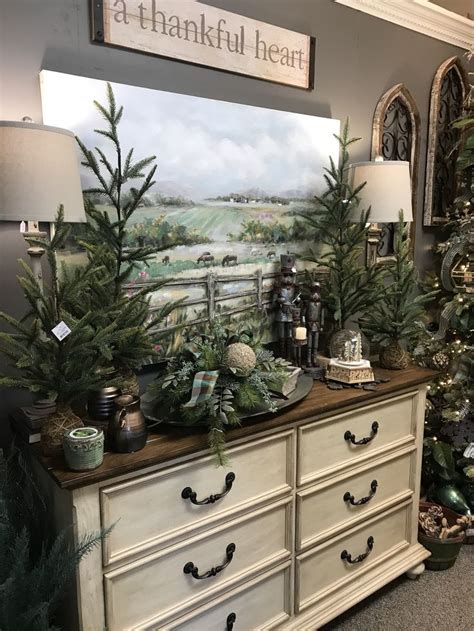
41 404 83 456
380 340 411 370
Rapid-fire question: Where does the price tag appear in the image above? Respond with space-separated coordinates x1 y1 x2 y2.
51 321 72 341
466 528 474 537
463 443 474 459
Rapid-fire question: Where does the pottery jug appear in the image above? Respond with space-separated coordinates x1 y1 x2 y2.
109 395 147 453
87 386 122 422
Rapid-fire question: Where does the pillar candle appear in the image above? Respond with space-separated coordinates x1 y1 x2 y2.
295 326 307 340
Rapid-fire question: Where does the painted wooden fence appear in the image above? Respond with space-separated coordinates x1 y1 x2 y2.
124 269 281 335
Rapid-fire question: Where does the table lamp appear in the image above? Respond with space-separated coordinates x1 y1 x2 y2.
347 158 413 265
0 119 85 289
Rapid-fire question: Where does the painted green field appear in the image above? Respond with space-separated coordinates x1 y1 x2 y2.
127 200 311 241
162 205 248 239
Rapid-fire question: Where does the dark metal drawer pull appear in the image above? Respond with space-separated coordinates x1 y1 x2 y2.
226 612 237 630
344 421 379 445
183 543 236 580
181 472 235 505
341 536 374 564
343 480 378 505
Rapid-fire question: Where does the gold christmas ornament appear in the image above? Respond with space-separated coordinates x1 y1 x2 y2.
225 342 257 376
431 351 450 371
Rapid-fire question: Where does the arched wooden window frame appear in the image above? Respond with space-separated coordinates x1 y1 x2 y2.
423 56 469 227
369 83 420 266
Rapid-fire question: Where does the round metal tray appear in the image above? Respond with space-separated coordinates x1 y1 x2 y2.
141 373 313 428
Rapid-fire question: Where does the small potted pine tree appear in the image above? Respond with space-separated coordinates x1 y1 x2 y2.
0 209 128 456
302 120 386 334
360 212 438 369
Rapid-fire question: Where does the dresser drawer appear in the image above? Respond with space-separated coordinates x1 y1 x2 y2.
101 431 293 565
298 392 416 486
104 498 292 631
166 562 291 631
296 448 415 551
295 501 411 613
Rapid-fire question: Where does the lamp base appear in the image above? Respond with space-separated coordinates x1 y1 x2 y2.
22 221 47 289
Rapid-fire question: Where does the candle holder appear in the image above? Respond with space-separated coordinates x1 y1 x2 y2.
293 338 307 368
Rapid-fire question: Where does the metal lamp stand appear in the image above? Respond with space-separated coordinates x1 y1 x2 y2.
22 220 47 291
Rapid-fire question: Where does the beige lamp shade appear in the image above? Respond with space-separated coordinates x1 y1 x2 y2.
0 121 85 222
348 160 413 223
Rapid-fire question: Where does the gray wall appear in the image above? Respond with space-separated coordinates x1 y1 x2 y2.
0 0 467 431
431 0 473 19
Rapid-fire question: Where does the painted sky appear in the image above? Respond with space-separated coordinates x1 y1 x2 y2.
41 70 339 200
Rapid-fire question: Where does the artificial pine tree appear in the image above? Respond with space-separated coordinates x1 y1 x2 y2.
0 208 132 455
302 120 385 332
0 449 109 630
75 83 179 394
360 213 438 369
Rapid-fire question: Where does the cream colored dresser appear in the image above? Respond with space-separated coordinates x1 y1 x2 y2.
35 366 434 631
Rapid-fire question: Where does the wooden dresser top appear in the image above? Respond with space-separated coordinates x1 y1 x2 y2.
35 365 435 490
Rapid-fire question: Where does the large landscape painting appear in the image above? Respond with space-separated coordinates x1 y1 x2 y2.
40 70 339 352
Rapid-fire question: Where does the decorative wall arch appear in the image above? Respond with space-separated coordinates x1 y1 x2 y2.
369 83 420 264
424 56 469 226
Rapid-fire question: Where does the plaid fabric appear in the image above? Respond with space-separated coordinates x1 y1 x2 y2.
183 370 220 408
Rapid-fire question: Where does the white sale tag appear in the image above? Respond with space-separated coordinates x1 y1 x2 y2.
463 443 474 458
466 529 474 537
51 321 72 341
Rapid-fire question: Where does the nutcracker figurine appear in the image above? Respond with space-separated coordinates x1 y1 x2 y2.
274 254 298 360
305 280 324 367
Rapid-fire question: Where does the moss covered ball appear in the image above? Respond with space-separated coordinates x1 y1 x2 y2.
225 342 257 376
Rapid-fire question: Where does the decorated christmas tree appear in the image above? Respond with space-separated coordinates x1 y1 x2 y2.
302 119 385 331
413 72 473 512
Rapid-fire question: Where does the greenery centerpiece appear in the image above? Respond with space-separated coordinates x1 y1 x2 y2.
0 209 128 455
145 320 290 465
301 120 385 332
360 213 438 369
74 83 181 394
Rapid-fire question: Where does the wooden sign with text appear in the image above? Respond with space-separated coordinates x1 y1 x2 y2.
91 0 315 89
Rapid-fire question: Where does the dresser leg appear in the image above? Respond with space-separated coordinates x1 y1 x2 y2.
406 562 425 580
